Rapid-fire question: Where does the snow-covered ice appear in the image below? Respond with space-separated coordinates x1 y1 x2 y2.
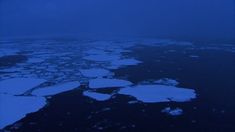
83 91 112 101
80 68 110 78
161 107 183 116
154 78 179 86
110 58 142 67
0 94 46 129
31 81 80 96
83 54 120 62
89 78 133 89
0 78 46 95
118 85 196 103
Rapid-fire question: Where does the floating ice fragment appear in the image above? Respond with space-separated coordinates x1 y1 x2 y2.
189 55 199 58
0 49 19 57
0 94 46 129
118 85 196 103
83 54 120 62
89 78 133 89
161 107 183 116
154 78 179 86
110 58 142 67
84 49 107 55
83 91 112 101
80 68 110 78
31 81 80 96
0 78 46 95
27 58 45 63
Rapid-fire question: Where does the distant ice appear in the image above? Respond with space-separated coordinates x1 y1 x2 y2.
154 78 179 86
84 49 108 55
89 78 133 89
189 55 199 58
0 49 19 57
83 54 120 62
31 81 80 96
80 68 110 78
0 94 46 129
161 107 183 116
110 58 142 67
83 91 112 101
0 78 46 95
27 58 45 63
118 85 196 103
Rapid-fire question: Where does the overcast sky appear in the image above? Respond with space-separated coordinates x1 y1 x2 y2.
0 0 234 41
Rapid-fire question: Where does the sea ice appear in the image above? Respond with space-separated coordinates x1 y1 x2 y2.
0 94 46 129
89 78 133 89
0 49 19 57
31 81 80 96
27 58 45 63
83 54 120 62
0 78 46 95
118 85 196 103
161 107 183 116
83 91 112 101
154 78 179 86
80 68 110 78
110 58 142 67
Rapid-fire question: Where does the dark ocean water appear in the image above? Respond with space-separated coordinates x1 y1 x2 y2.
1 40 235 132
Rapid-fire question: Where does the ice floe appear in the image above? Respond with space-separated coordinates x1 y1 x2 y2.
31 81 80 96
0 78 46 95
0 49 19 57
118 85 196 103
89 78 133 89
80 68 110 78
0 94 46 129
161 107 183 116
83 91 112 101
154 78 179 86
83 54 120 62
110 58 142 67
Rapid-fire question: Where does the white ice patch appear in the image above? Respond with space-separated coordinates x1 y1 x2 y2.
110 58 142 67
161 107 183 116
118 85 196 103
80 68 110 78
31 81 80 96
0 94 46 129
83 54 120 62
83 91 112 101
0 78 46 95
154 78 179 86
89 78 133 89
84 49 108 55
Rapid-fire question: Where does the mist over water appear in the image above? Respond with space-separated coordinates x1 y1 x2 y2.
0 0 234 42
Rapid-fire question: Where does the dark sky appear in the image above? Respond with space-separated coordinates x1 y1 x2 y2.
0 0 234 41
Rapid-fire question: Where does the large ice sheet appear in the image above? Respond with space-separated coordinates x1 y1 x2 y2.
89 78 133 89
118 85 196 103
83 91 112 101
0 94 46 129
31 81 80 96
80 68 110 78
0 78 46 95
